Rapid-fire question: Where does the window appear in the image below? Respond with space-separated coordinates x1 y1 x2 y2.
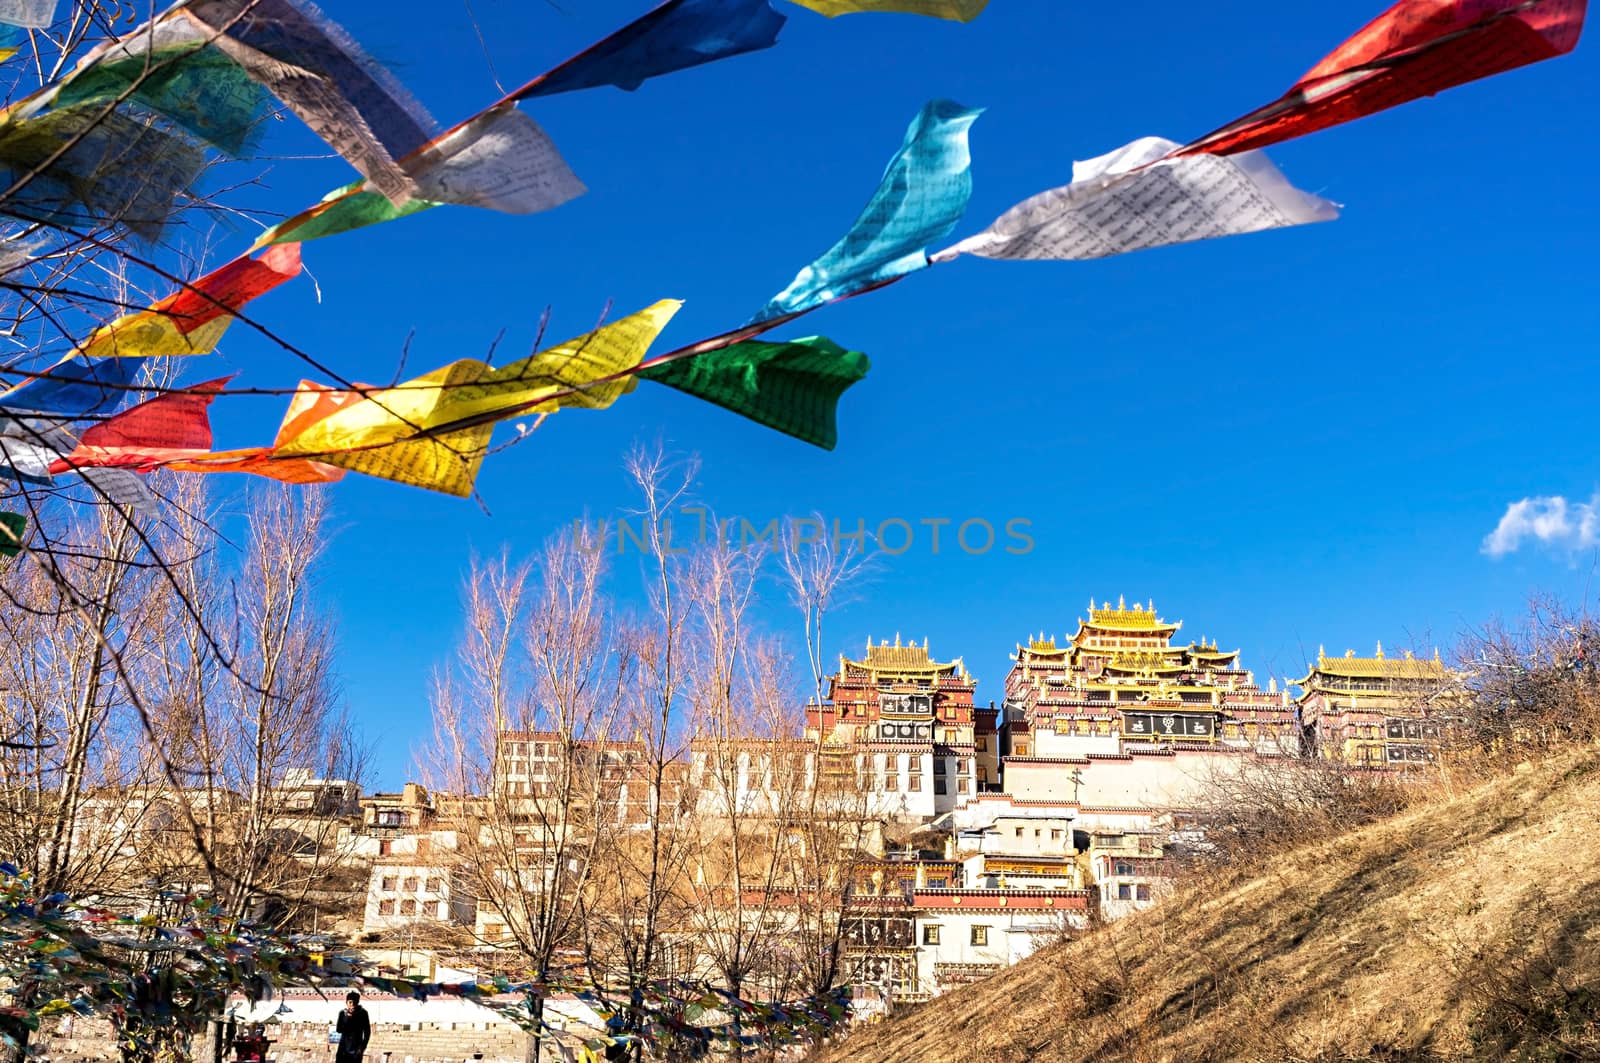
1014 827 1023 838
378 900 394 916
400 899 417 915
403 876 419 892
1050 830 1062 841
1114 862 1133 877
425 878 442 894
1136 884 1151 901
379 840 392 856
971 925 989 946
381 876 397 891
908 774 922 792
922 924 941 945
976 737 988 752
934 779 947 795
1117 884 1131 901
1034 829 1041 839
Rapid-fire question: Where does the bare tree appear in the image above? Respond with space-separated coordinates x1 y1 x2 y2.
774 517 880 1016
427 524 630 1061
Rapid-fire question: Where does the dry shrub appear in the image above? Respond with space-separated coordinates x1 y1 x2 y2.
1183 755 1415 868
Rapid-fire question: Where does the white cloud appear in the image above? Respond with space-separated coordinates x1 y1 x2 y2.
1482 493 1600 558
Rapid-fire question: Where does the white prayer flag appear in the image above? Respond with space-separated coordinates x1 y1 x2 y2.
932 136 1337 263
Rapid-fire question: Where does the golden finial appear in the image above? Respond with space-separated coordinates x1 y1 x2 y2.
1375 640 1384 659
1118 594 1126 609
1345 649 1355 657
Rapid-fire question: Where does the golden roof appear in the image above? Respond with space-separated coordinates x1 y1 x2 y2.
842 636 968 679
1298 645 1449 682
1078 596 1180 633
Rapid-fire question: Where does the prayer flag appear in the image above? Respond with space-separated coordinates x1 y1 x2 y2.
752 99 980 322
0 356 145 419
1180 0 1587 157
513 0 785 99
0 512 23 557
77 244 302 358
932 136 1337 262
54 14 268 154
48 378 228 473
639 335 869 449
183 0 439 204
785 0 986 21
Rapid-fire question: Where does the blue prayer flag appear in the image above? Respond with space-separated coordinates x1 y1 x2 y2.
751 98 982 322
516 0 785 98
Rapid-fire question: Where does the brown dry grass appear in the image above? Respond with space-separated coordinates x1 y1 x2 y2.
811 748 1600 1062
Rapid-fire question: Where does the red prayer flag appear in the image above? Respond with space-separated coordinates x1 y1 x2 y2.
161 243 302 332
1179 0 1586 157
49 377 230 473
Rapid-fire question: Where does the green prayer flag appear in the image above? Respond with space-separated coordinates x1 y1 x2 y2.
0 512 24 557
53 44 267 155
257 182 438 245
639 335 869 450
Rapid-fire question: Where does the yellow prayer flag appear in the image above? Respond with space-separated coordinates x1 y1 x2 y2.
786 0 987 21
314 422 494 497
78 314 233 360
274 362 494 497
437 299 682 422
274 301 680 496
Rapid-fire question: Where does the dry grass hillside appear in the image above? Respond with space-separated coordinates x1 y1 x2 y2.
815 749 1600 1062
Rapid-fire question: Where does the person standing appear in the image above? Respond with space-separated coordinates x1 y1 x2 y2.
334 992 371 1063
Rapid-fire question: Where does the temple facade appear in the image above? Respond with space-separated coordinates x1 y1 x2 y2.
1003 597 1299 758
1294 645 1458 767
806 637 978 820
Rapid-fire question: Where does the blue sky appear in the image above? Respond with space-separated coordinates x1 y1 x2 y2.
190 0 1599 787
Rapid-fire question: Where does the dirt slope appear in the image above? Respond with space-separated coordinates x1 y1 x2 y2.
815 751 1600 1062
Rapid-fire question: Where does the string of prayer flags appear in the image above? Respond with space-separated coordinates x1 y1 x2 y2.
930 136 1337 262
0 103 205 238
0 512 22 556
512 0 786 99
785 0 988 21
47 378 228 473
751 99 981 322
77 244 302 359
183 0 440 205
1179 0 1587 158
638 335 870 449
52 12 270 155
0 0 51 29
